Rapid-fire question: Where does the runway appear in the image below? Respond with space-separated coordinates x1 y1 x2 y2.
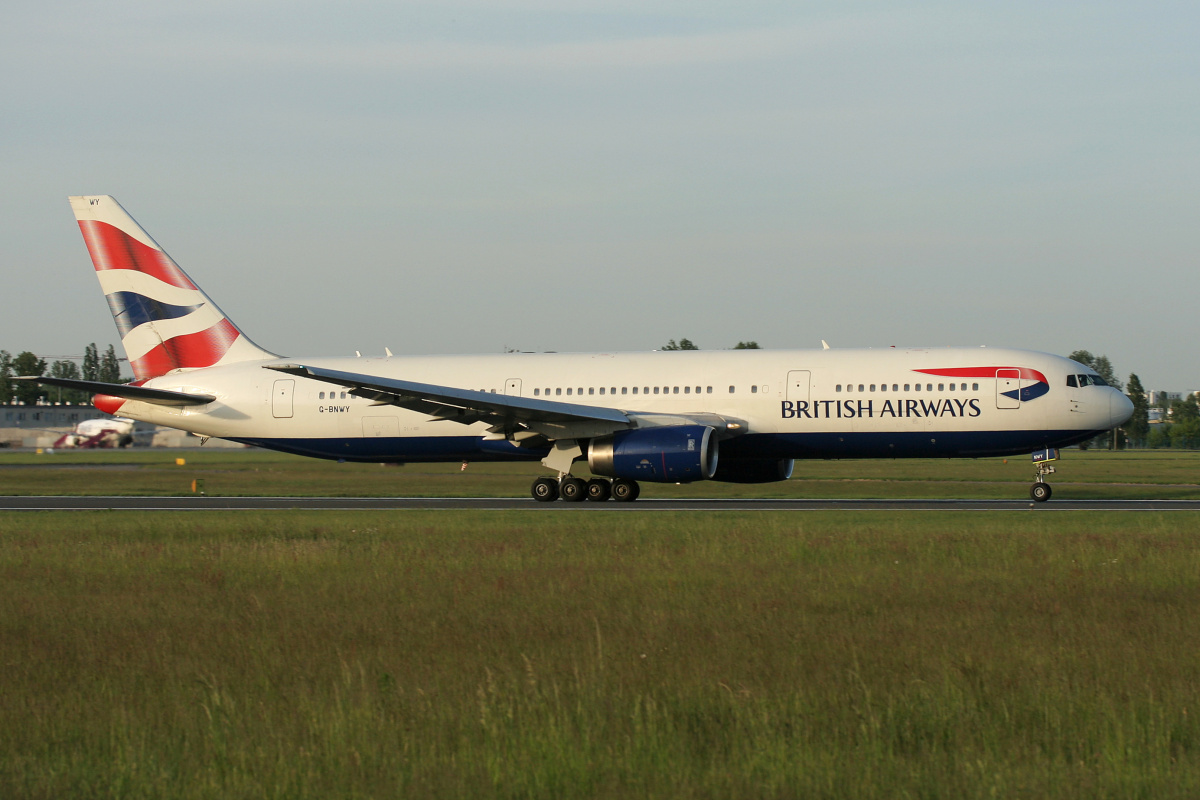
2 496 1199 511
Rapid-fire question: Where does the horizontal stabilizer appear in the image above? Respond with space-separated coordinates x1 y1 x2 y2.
11 376 215 407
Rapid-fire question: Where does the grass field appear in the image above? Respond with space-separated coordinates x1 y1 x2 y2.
3 452 1200 798
2 447 1199 499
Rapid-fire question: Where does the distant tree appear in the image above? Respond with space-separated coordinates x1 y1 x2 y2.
733 341 760 349
48 360 86 404
99 345 123 383
1124 373 1149 447
0 350 12 404
1171 393 1200 424
1169 414 1200 449
82 343 99 381
11 351 47 405
1148 424 1171 449
662 338 699 351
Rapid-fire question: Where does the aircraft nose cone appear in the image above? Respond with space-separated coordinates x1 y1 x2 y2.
1110 390 1134 428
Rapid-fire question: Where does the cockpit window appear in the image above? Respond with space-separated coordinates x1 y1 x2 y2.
1066 375 1077 388
1072 374 1108 388
1090 375 1108 387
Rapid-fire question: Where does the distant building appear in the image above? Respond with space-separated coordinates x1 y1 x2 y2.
1148 391 1182 408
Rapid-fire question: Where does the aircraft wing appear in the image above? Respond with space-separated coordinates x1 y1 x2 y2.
11 376 215 407
265 363 634 439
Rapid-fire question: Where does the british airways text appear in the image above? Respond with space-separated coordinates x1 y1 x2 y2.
781 398 982 419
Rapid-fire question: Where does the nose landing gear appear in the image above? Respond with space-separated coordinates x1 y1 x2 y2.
1030 448 1058 503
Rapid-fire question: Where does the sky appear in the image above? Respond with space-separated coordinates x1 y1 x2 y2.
3 1 1197 390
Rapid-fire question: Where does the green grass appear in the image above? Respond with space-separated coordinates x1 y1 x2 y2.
3 511 1200 797
2 448 1199 499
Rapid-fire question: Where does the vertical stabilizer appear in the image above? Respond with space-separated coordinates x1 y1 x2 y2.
69 196 277 381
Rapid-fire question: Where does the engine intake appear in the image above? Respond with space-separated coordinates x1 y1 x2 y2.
711 457 795 484
589 425 718 483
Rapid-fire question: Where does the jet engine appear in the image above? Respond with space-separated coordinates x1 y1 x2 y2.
588 425 718 483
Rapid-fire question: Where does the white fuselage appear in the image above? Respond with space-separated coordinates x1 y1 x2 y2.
106 346 1130 463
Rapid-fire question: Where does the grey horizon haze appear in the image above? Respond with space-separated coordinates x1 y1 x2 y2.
2 2 1196 390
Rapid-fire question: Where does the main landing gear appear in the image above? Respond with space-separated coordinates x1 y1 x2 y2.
531 476 641 503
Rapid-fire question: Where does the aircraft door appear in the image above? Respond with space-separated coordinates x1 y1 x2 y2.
995 369 1020 410
505 379 522 396
786 371 811 402
271 379 294 418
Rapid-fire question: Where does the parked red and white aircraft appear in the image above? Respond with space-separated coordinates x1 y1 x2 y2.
53 416 135 449
25 195 1132 502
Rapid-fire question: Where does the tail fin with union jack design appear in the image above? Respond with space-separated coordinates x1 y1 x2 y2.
69 196 277 381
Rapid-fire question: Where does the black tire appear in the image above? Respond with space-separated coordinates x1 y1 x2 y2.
1030 482 1052 502
532 477 559 502
586 479 612 502
560 477 587 502
611 478 640 502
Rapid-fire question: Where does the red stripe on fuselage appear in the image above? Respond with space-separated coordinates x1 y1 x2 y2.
77 220 197 290
129 318 240 380
914 366 1048 385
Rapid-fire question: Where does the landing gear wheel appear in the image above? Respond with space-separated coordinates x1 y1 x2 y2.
532 477 559 502
611 478 640 502
560 477 587 502
586 479 612 502
1030 482 1052 502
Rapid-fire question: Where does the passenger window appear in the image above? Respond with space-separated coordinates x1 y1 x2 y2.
870 384 876 392
836 385 842 392
915 384 921 392
684 386 691 394
556 388 562 396
319 392 325 400
751 385 758 394
341 392 347 399
904 384 910 391
654 387 660 395
880 384 887 392
707 386 713 393
622 387 628 395
567 388 572 395
729 386 735 393
973 383 979 391
938 384 944 392
589 388 595 395
632 387 638 395
857 384 864 392
673 387 679 394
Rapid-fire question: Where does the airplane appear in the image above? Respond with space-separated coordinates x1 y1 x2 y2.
20 195 1133 503
53 416 135 449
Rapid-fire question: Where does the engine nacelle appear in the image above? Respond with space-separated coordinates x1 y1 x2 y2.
711 457 795 484
588 425 718 483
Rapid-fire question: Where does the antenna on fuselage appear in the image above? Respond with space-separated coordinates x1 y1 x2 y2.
821 340 830 350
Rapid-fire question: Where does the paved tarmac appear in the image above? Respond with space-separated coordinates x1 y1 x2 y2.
2 496 1199 511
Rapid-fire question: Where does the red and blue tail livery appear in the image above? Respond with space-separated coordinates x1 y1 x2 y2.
71 196 274 381
25 195 1133 503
